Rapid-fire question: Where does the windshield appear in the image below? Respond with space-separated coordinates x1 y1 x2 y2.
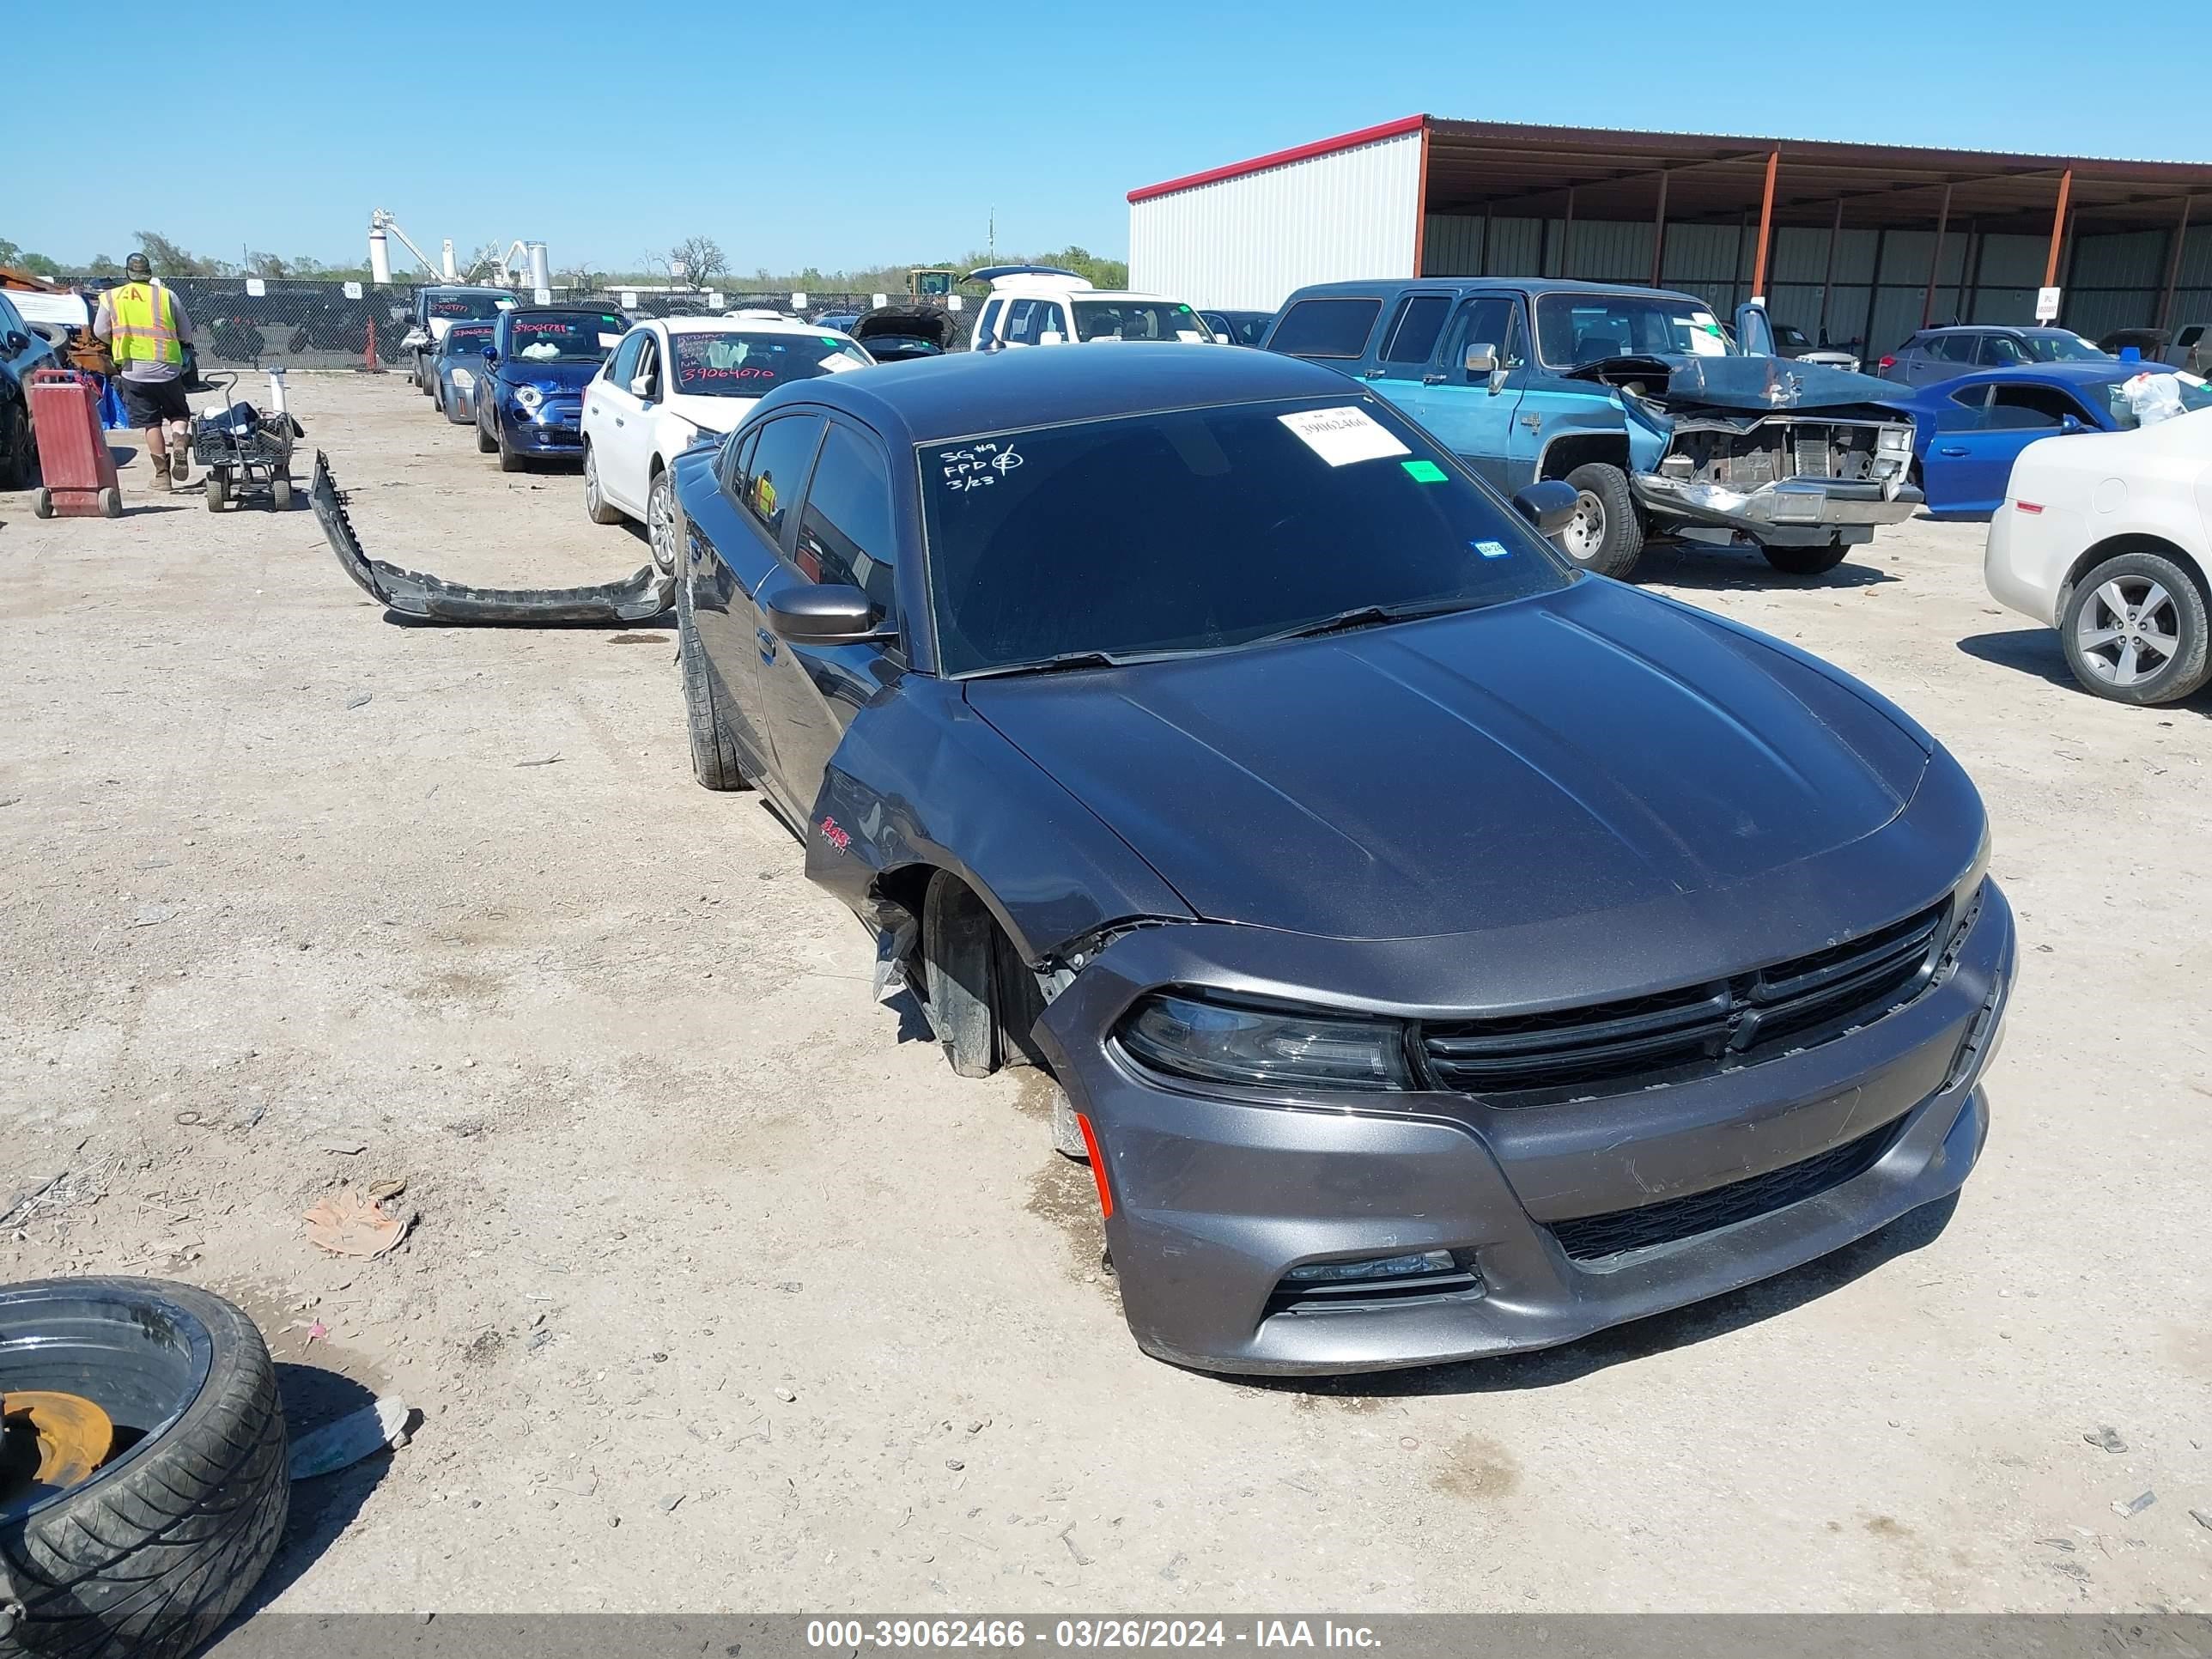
2027 331 2111 363
428 294 506 321
441 325 494 357
670 331 870 394
1536 293 1734 365
1072 300 1210 343
921 397 1569 677
506 313 626 363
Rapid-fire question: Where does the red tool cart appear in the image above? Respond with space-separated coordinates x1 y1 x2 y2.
27 369 122 520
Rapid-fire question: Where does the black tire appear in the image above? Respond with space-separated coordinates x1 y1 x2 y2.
495 421 525 473
923 873 1000 1079
204 474 226 512
475 414 496 456
675 576 748 792
270 477 293 512
0 1277 289 1659
2059 549 2212 706
0 397 34 491
582 445 623 525
1559 462 1644 579
1760 539 1851 576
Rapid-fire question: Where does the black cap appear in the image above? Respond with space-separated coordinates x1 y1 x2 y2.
125 252 153 276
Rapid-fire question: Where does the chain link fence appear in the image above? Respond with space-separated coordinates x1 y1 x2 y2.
135 279 981 371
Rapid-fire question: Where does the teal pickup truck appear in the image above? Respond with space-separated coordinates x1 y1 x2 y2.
1264 277 1921 580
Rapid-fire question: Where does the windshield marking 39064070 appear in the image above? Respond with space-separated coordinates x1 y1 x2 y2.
920 395 1570 678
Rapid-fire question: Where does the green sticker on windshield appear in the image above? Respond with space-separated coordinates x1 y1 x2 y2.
1401 459 1448 483
820 336 842 346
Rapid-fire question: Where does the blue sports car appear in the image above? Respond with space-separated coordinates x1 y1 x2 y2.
474 306 629 471
1905 362 2212 519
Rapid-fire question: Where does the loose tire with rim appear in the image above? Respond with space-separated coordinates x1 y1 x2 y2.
2060 550 2211 705
0 1277 289 1659
676 574 749 792
582 445 623 525
1760 539 1852 576
1558 462 1645 579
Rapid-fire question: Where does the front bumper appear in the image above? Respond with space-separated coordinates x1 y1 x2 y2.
1035 877 2013 1376
1634 474 1922 546
502 395 585 455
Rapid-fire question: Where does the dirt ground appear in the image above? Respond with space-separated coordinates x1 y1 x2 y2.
1 372 2206 1617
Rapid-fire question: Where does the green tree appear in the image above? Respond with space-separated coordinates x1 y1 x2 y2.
86 254 122 278
133 231 229 277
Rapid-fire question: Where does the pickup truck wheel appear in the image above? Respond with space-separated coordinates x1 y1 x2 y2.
675 574 750 791
2060 550 2212 705
582 445 623 525
1760 540 1851 576
1559 463 1644 579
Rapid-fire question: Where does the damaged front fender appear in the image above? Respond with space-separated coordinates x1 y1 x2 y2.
309 451 674 624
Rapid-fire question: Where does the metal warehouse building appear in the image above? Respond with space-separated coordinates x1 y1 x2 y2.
1128 115 2212 356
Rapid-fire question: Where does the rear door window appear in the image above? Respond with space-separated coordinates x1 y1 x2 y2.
1378 295 1452 365
1269 298 1382 359
1929 334 1979 364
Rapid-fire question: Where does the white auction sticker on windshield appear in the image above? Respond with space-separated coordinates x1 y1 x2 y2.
1278 405 1408 467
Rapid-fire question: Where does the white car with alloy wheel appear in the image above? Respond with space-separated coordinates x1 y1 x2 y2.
580 314 873 576
1984 401 2212 704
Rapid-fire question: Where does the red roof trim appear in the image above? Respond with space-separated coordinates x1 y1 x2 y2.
1127 114 1428 204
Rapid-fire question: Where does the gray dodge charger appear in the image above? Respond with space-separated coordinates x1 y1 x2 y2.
671 345 2014 1376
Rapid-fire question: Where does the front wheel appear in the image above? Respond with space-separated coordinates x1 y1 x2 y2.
1558 462 1645 579
582 444 623 525
496 419 525 473
1760 539 1851 576
2060 550 2212 704
475 412 496 455
0 396 35 489
647 469 680 574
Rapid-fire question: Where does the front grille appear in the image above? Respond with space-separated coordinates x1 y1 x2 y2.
1547 1118 1905 1264
1262 1265 1485 1321
1421 901 1948 1103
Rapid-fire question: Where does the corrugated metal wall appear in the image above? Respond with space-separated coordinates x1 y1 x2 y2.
1128 131 1423 311
1422 212 2212 357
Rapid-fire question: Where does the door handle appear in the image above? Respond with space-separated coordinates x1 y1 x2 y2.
1359 368 1387 379
1421 373 1447 385
756 627 779 663
1936 445 1967 456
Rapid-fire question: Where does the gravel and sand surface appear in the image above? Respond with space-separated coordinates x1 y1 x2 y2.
1 372 2206 1614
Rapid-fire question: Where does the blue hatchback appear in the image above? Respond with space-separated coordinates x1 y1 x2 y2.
475 307 628 471
1902 363 2212 518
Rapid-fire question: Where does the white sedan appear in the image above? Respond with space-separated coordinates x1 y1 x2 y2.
580 314 873 575
1984 402 2212 704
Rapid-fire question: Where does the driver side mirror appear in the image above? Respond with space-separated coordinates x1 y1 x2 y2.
629 374 654 399
3 331 29 354
1512 479 1580 537
763 580 894 646
1038 330 1065 346
482 346 498 365
1462 342 1498 376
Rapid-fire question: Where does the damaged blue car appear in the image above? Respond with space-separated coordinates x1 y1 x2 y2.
475 306 629 471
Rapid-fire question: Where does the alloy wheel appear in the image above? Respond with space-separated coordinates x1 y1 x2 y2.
2075 575 2181 688
648 477 678 576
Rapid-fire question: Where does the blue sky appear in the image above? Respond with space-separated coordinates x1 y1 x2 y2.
9 0 2209 274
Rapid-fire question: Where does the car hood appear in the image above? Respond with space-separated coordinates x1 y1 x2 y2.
500 361 599 394
1567 353 1911 417
963 579 1929 941
665 390 758 433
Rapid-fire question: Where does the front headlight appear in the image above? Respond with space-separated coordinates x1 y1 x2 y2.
514 384 544 412
449 368 475 389
1877 423 1913 453
1118 992 1411 1092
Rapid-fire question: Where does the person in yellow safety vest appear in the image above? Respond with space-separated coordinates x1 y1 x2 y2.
93 253 198 489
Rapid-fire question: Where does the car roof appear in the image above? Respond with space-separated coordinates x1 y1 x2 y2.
762 342 1355 447
1921 362 2146 394
421 284 510 296
1285 276 1712 307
